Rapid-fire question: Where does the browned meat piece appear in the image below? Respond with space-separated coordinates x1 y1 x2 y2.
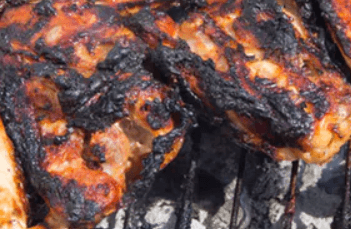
318 0 351 67
0 118 28 229
3 0 351 226
0 0 191 228
127 0 351 164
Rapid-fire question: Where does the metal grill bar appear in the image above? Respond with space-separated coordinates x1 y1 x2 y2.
281 160 299 229
123 203 132 229
341 142 351 229
229 150 247 229
175 160 197 229
331 142 351 229
107 211 118 229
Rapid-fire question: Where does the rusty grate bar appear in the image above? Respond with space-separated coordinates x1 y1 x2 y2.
229 150 247 229
281 160 299 229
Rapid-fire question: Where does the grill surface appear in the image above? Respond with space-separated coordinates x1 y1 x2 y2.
96 123 346 229
1 1 351 228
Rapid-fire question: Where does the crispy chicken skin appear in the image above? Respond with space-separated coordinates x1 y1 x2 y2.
128 0 351 164
0 0 191 228
318 0 351 67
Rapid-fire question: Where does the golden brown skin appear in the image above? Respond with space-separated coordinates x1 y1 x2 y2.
0 0 190 228
130 0 351 164
0 118 28 229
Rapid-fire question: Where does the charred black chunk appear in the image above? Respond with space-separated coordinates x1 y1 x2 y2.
56 69 156 131
152 45 313 146
91 145 106 163
318 0 351 58
146 98 172 130
180 0 207 9
166 6 188 23
35 38 73 65
55 70 106 115
6 0 28 6
95 5 119 24
49 179 100 223
241 0 298 55
127 9 178 46
0 66 102 225
128 8 158 31
0 28 11 53
300 88 329 119
28 62 57 78
0 22 49 54
133 104 192 198
97 42 146 74
34 0 56 17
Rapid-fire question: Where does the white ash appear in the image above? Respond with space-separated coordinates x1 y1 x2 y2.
144 200 177 229
96 127 346 229
96 157 344 229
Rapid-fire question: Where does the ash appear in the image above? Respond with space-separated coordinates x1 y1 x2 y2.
97 124 346 229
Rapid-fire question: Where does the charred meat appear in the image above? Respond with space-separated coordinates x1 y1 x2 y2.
2 0 351 228
0 118 28 229
0 0 191 228
318 0 351 67
128 0 351 164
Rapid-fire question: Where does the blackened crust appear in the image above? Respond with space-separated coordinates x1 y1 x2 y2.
33 0 56 17
0 68 109 226
319 0 351 58
241 0 298 55
152 45 313 149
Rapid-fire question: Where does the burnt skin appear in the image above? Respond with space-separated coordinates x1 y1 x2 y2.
126 2 351 163
152 45 313 150
0 1 193 228
0 70 122 228
0 50 192 229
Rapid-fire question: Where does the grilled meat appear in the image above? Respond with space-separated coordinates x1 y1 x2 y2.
0 0 191 228
128 0 351 164
2 0 351 227
0 118 28 229
318 0 351 67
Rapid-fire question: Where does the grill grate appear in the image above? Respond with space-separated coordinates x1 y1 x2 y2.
229 150 247 229
174 160 196 229
281 161 299 229
93 124 349 229
332 142 351 229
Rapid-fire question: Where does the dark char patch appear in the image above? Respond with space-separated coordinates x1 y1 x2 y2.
34 0 56 17
35 38 73 65
241 0 298 55
0 66 101 224
152 45 313 149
